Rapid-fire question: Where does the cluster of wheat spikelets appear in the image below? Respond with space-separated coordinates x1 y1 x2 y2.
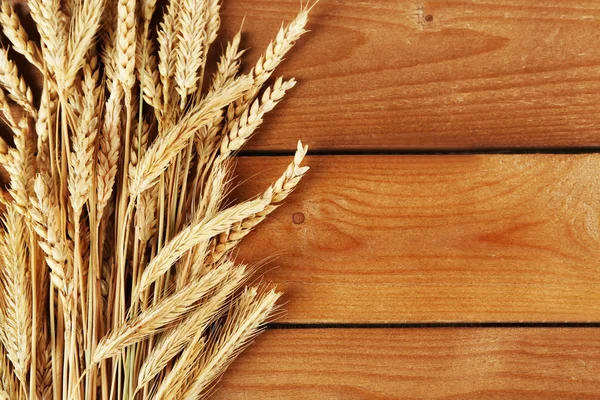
0 0 312 398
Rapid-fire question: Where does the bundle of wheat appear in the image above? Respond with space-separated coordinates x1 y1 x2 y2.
0 0 312 398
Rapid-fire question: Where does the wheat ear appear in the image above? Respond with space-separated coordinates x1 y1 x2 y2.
0 48 36 118
0 343 19 400
221 77 296 157
211 29 244 93
28 0 67 84
175 0 207 105
116 0 137 95
30 175 74 328
68 59 100 215
93 262 230 364
134 196 268 298
0 3 43 70
0 204 31 384
209 141 309 264
182 287 281 398
128 75 252 197
65 0 105 89
136 263 246 391
96 82 123 220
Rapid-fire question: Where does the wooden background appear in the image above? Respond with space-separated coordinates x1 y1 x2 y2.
8 0 600 398
222 0 600 398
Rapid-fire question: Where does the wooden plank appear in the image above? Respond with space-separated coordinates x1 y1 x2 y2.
235 155 600 323
217 0 600 151
6 1 600 150
213 328 600 399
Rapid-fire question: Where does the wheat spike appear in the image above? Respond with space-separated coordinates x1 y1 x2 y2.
116 0 137 95
96 82 123 220
28 0 67 84
157 0 182 125
0 3 43 70
175 0 207 105
68 58 100 215
0 48 36 118
221 77 296 157
30 175 74 328
134 196 268 298
0 204 31 384
209 141 309 264
211 29 244 93
136 263 246 391
93 262 230 364
64 0 105 90
0 344 18 400
4 118 35 217
182 287 281 398
128 75 252 197
234 6 309 115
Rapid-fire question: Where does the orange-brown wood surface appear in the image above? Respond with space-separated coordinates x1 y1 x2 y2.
213 328 600 399
216 0 600 151
236 155 600 323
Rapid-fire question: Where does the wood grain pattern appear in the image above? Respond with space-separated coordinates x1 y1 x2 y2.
235 155 600 323
215 0 600 151
213 328 600 399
